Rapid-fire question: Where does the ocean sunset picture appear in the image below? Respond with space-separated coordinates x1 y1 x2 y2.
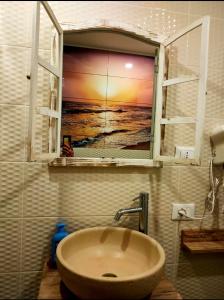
62 46 155 151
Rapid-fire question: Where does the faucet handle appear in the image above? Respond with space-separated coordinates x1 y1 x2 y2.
132 195 140 202
132 192 149 202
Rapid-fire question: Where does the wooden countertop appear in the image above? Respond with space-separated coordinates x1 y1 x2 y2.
38 263 182 300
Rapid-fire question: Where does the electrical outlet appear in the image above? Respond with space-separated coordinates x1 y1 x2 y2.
171 203 195 220
175 146 195 159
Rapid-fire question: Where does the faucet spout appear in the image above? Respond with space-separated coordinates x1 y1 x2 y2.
114 207 142 221
114 192 149 235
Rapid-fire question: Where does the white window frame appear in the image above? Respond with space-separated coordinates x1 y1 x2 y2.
28 1 209 167
28 1 63 161
153 16 210 165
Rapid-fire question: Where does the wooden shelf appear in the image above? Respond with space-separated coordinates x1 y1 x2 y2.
181 229 224 254
48 157 161 168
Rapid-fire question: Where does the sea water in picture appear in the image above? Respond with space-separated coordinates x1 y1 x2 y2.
62 46 155 152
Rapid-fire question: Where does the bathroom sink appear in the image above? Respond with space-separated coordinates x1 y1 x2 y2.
56 226 165 300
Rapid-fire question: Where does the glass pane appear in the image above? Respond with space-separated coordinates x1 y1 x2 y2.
50 117 58 153
38 3 59 69
35 115 58 155
35 114 50 155
37 65 59 110
167 25 201 79
161 123 195 157
164 81 198 119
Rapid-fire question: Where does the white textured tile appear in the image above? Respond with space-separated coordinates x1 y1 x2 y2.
142 10 188 37
62 215 139 232
0 105 26 162
201 118 224 167
165 263 175 282
0 219 21 272
55 167 150 216
179 166 210 215
21 218 57 271
19 271 42 300
50 2 188 38
0 163 23 217
149 214 178 264
175 259 224 299
137 1 190 14
0 273 20 299
0 1 32 47
208 18 224 70
23 164 60 217
149 167 180 216
0 46 29 105
206 68 224 119
189 1 224 19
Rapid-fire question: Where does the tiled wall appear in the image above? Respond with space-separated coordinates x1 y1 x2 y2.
0 1 224 299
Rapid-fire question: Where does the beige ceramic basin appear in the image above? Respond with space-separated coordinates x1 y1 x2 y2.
56 226 165 300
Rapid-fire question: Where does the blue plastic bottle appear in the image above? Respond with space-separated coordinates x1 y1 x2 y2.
50 223 69 268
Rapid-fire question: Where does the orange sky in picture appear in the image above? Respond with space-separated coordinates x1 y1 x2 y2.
63 47 154 107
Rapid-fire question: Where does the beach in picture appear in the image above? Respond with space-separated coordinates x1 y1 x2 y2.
62 46 155 150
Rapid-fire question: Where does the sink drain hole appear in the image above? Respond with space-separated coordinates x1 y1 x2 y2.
102 273 117 278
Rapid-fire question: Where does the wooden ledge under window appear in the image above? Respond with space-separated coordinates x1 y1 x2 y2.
48 157 161 168
181 229 224 254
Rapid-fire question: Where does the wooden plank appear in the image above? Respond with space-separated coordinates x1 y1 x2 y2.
162 76 198 87
182 229 224 242
38 263 182 299
160 117 196 125
150 279 182 300
49 157 161 168
36 153 58 161
154 156 198 165
38 56 60 77
183 241 224 253
38 107 60 118
181 229 224 253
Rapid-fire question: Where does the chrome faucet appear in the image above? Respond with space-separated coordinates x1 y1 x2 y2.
114 192 149 235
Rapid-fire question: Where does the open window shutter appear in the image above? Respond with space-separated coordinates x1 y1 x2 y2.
28 1 63 161
153 16 210 165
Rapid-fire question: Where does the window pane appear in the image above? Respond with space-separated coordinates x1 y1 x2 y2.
38 3 59 69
